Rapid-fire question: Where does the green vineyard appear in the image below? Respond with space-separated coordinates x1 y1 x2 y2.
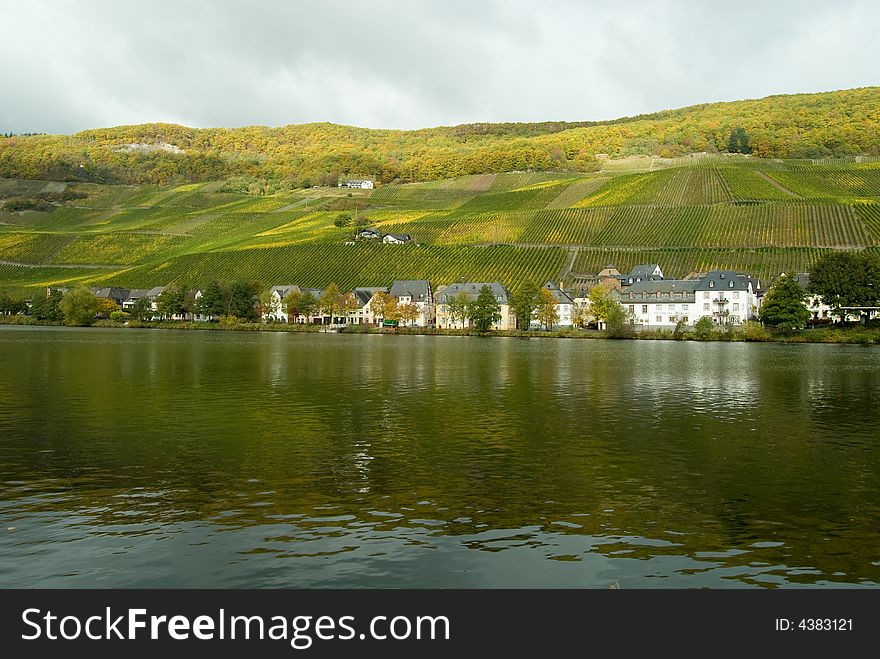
3 156 880 295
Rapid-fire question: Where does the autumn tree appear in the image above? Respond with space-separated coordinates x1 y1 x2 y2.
95 297 120 319
282 289 303 322
534 287 559 331
319 283 343 327
447 291 472 328
398 302 420 327
337 291 360 325
510 283 538 330
370 291 399 324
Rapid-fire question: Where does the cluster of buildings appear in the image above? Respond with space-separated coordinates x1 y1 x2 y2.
261 264 765 330
44 262 867 329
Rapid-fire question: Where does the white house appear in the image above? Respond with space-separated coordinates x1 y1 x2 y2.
347 287 388 326
531 281 574 328
338 180 374 190
617 270 761 328
435 282 516 330
389 280 434 327
122 286 165 314
382 233 412 244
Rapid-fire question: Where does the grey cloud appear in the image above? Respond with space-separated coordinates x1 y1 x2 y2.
0 0 877 134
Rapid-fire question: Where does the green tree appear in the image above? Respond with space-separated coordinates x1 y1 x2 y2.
447 291 472 328
510 283 538 330
130 296 154 320
229 281 258 320
156 285 187 320
468 285 501 333
59 287 99 326
534 287 559 331
0 290 26 315
30 291 64 321
197 280 225 319
809 251 880 320
298 292 319 323
727 127 751 154
694 316 715 340
760 275 810 330
334 213 352 227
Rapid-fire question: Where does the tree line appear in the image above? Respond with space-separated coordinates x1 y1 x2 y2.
1 88 877 188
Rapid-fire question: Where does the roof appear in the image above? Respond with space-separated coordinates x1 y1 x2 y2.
384 233 411 241
352 286 388 306
390 280 431 301
542 281 573 305
91 287 129 301
693 270 756 292
618 279 698 303
270 284 302 298
626 264 664 282
437 282 509 304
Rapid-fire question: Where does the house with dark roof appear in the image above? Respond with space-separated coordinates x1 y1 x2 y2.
347 287 389 326
356 228 382 240
613 270 761 327
382 233 412 244
435 282 515 330
531 281 574 328
389 280 434 326
91 287 130 306
623 264 664 285
693 271 760 325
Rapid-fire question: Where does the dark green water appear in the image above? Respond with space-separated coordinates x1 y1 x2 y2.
1 326 878 588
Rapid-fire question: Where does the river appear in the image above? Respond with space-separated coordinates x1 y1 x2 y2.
1 326 878 587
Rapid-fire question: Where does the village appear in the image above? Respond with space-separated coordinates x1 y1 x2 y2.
9 259 869 332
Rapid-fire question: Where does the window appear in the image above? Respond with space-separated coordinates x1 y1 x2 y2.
629 305 635 314
703 292 709 299
640 304 647 314
729 281 734 288
655 316 662 323
682 304 688 312
733 292 739 300
709 281 715 288
733 303 740 311
669 316 676 323
703 303 709 311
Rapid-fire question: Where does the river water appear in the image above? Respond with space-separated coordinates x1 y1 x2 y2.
1 326 878 588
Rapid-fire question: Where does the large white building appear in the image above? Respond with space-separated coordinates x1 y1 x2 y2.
617 270 761 328
531 281 574 329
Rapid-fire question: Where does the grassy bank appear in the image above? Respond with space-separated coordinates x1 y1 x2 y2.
4 315 879 344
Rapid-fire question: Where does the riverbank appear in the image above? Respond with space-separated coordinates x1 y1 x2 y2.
3 314 879 344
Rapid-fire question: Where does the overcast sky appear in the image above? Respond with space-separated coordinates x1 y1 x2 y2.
1 0 878 134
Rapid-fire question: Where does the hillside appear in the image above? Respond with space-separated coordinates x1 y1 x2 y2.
2 155 880 295
1 88 879 191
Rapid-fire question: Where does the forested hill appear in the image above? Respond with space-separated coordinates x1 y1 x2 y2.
1 87 878 189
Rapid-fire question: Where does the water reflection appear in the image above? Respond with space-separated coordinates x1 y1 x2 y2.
1 326 879 588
